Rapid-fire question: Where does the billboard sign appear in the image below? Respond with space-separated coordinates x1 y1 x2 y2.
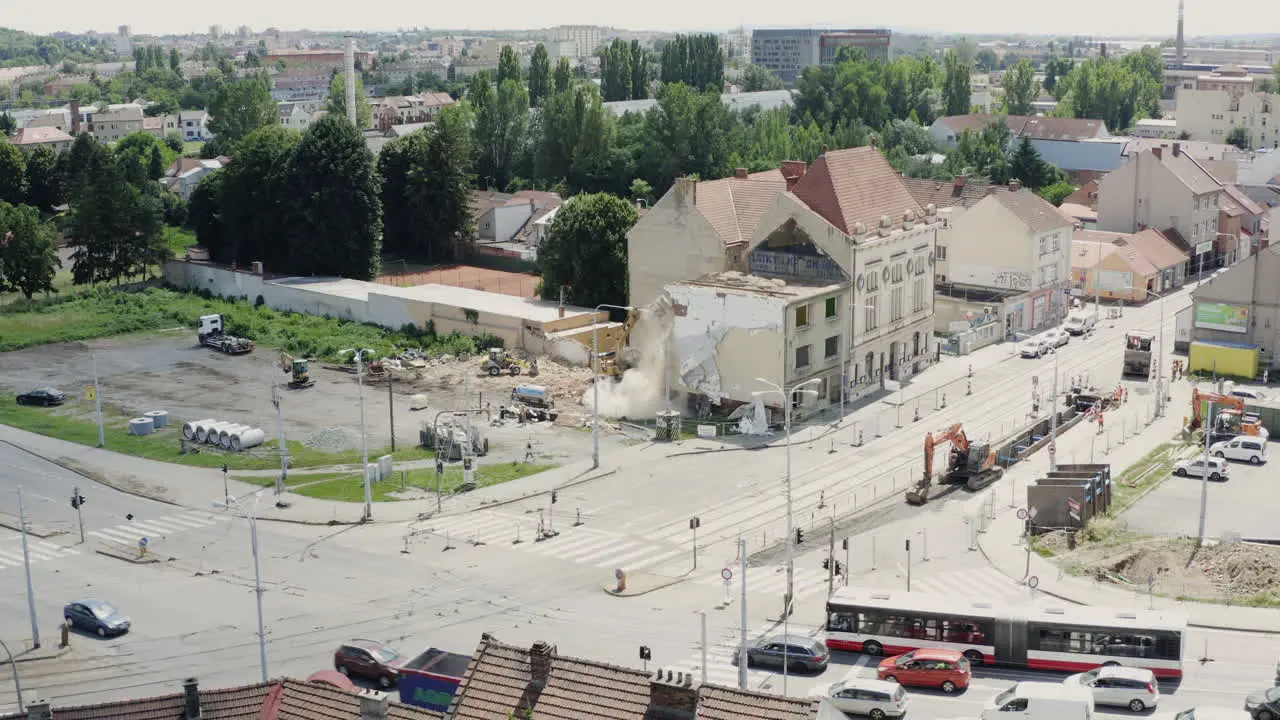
1194 303 1249 333
1095 270 1133 293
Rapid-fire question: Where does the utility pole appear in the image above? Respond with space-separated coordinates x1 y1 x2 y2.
827 515 836 597
690 517 700 569
905 538 912 592
72 486 85 544
18 487 40 648
92 352 105 448
387 370 396 453
1049 347 1060 472
738 538 748 690
271 383 288 498
1197 401 1212 546
699 611 708 685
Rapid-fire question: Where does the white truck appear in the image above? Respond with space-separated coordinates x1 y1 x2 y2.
198 314 255 354
1063 310 1098 336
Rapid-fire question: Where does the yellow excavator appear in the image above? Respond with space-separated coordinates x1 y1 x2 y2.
592 309 641 377
280 351 315 389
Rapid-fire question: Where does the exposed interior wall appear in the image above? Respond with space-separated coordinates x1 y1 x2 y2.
667 283 784 404
627 179 727 307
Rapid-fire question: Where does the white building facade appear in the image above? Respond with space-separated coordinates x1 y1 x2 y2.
1176 89 1280 150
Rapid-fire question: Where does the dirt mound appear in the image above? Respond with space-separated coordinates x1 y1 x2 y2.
1194 542 1280 596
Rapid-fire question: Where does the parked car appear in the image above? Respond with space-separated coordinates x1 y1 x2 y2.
1210 437 1268 464
1020 338 1051 358
1043 329 1070 348
1229 387 1267 401
1064 665 1160 712
1173 457 1229 481
1063 311 1098 336
16 387 66 406
739 634 829 673
64 599 131 637
1246 686 1280 720
334 639 408 688
877 648 971 693
812 676 909 719
1154 709 1252 720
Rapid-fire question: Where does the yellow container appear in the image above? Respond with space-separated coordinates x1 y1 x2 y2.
1189 340 1259 380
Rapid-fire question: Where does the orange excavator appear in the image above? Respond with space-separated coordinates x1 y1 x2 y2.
906 423 1004 505
1189 388 1268 440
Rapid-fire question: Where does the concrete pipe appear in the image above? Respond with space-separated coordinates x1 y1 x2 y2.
235 428 266 451
219 424 250 449
144 410 170 428
183 418 215 440
199 421 231 444
128 417 155 436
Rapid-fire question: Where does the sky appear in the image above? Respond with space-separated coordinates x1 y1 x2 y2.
5 0 1273 40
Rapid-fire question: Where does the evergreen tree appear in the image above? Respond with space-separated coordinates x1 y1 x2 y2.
23 145 64 213
67 139 164 285
629 40 648 100
187 171 225 256
380 104 475 262
497 44 522 86
528 43 552 106
285 114 382 279
554 57 572 93
219 125 301 269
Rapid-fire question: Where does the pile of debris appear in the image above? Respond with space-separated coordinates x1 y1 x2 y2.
531 357 593 408
1194 541 1280 596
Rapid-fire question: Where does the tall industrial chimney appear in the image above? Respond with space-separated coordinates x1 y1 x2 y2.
1175 0 1185 68
344 37 358 127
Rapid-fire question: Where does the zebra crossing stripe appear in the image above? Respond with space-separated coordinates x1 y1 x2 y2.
90 527 141 544
594 544 664 569
557 539 643 564
128 521 173 536
625 547 684 571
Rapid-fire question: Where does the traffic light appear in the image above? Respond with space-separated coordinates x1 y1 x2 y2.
822 557 830 570
834 561 844 577
71 486 85 509
551 490 558 504
795 528 804 544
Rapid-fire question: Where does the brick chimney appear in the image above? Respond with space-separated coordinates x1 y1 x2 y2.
529 641 555 688
673 176 698 207
1151 147 1162 160
69 100 81 136
1009 179 1022 192
182 677 201 720
25 698 51 720
1173 142 1181 157
649 669 699 716
781 160 807 192
358 690 389 720
734 167 749 179
954 174 966 190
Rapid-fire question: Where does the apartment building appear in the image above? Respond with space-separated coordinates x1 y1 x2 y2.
88 104 144 142
751 28 890 84
1176 88 1280 150
552 25 602 59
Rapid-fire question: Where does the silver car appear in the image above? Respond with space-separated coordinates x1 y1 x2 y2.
740 634 829 673
1065 665 1160 712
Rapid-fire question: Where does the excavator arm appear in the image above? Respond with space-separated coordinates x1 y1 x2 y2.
1190 389 1244 428
911 424 971 505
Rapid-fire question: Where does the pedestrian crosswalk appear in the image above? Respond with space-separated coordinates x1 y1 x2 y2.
695 565 836 606
86 511 225 547
659 620 852 690
0 536 79 572
420 509 687 572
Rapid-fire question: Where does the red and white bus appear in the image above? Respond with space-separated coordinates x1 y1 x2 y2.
825 588 1186 678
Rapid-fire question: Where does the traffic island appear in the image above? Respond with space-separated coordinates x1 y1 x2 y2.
95 544 166 565
0 512 66 538
603 569 693 597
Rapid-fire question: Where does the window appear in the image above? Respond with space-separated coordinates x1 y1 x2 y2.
825 335 839 358
1194 197 1201 211
1039 237 1050 255
866 268 881 291
825 297 838 318
890 286 904 321
891 263 905 283
795 345 811 368
1052 233 1061 251
795 304 809 328
913 277 927 313
1193 223 1201 240
865 295 880 331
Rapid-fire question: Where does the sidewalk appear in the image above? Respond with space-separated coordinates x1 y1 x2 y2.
975 380 1280 633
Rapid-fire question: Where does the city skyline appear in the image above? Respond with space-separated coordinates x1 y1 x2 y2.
4 0 1273 43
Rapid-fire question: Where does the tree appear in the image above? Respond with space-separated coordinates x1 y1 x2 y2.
637 83 735 195
1037 180 1075 207
497 44 522 86
538 84 623 193
380 104 474 262
23 145 64 212
474 78 529 190
740 64 784 92
169 47 181 72
187 170 225 254
0 112 15 136
528 43 552 106
325 73 373 129
148 145 165 181
0 139 28 206
164 131 184 153
0 201 60 298
467 72 493 110
941 49 971 116
554 57 572 93
629 178 652 204
1003 59 1039 116
600 39 632 102
629 40 648 101
285 114 382 279
538 193 637 308
112 132 173 188
218 125 301 269
1008 137 1061 190
1053 57 1160 132
1226 125 1251 150
974 48 1000 72
207 74 278 147
67 139 165 285
659 34 724 91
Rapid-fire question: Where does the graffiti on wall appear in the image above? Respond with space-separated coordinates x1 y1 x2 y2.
991 271 1032 290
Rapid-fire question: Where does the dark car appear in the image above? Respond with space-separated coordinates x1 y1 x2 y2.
64 599 131 637
1246 686 1280 720
16 388 66 407
335 639 408 688
736 634 829 673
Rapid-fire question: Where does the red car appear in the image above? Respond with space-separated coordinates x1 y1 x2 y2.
334 639 408 688
877 648 971 694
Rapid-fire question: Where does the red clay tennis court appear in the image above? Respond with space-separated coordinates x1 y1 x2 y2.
376 264 539 298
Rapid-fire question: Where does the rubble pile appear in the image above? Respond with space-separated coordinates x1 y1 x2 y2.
1195 541 1280 595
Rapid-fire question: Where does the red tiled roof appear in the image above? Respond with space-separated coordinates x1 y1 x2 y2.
1160 226 1192 254
449 637 537 720
12 126 73 145
1221 194 1245 217
1063 179 1099 208
791 146 924 236
532 657 652 720
696 685 819 720
693 169 787 245
901 176 994 210
1073 233 1159 276
1127 228 1191 269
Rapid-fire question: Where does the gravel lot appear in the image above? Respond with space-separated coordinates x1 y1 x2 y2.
0 332 624 464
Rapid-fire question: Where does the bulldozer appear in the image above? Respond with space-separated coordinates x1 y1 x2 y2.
906 423 1004 505
479 348 537 377
280 352 315 389
591 308 642 377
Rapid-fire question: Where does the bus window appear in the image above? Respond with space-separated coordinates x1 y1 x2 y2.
1093 634 1155 658
828 612 856 633
943 619 987 644
1036 628 1094 654
1155 633 1181 661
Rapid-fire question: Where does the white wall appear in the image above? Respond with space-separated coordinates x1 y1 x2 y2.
666 282 785 405
493 203 533 243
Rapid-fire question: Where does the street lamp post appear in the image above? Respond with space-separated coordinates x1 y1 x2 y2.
1046 346 1061 471
340 348 375 521
591 304 632 470
214 493 269 683
0 637 22 713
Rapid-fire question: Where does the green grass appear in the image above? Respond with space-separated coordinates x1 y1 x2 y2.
163 226 197 258
183 141 205 156
1110 441 1187 513
0 286 503 360
235 461 554 501
0 398 433 470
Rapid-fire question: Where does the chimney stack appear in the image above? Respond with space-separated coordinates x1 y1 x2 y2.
1009 179 1022 192
530 641 555 687
25 698 51 720
954 174 966 190
344 37 358 127
781 160 807 192
1151 147 1163 160
182 678 201 720
649 669 699 716
69 100 81 136
358 690 389 720
1173 142 1181 157
734 167 749 179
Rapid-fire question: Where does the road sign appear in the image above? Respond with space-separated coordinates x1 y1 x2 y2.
138 537 148 548
1067 498 1082 522
615 568 625 580
1049 445 1057 456
85 385 96 401
1028 575 1040 589
1017 508 1029 520
721 567 733 581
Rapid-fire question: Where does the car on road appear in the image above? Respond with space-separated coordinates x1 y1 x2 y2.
1153 708 1252 720
1210 437 1267 465
334 639 408 688
1043 328 1070 348
1173 457 1229 481
1064 311 1098 336
739 634 829 673
877 648 971 693
1020 337 1052 358
64 599 131 637
812 677 908 719
16 387 66 407
1230 388 1267 401
983 682 1094 720
1064 665 1160 712
1246 686 1280 720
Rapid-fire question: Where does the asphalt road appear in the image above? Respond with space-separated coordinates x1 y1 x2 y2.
1123 450 1278 539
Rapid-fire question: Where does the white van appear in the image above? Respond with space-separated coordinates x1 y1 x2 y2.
982 681 1095 720
1064 311 1098 336
1210 436 1268 464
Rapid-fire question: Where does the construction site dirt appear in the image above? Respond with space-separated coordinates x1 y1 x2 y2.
0 333 627 464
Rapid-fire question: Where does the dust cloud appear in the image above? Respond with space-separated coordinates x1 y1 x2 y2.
581 298 675 419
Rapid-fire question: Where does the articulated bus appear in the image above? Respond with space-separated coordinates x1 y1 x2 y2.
825 589 1186 678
